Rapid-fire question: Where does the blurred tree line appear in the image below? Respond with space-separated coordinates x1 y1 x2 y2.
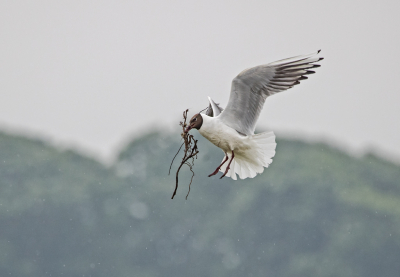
0 130 399 277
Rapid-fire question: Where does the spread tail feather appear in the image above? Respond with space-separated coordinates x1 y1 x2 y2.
219 131 276 180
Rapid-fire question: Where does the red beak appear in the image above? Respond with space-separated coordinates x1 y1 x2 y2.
184 125 193 133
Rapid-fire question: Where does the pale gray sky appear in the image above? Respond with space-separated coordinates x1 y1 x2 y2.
1 0 400 163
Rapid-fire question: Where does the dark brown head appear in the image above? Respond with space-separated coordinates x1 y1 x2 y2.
184 113 203 133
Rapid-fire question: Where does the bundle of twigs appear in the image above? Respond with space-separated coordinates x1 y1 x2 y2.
169 109 199 199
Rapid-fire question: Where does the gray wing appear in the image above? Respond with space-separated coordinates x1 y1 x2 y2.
219 50 323 135
205 97 224 117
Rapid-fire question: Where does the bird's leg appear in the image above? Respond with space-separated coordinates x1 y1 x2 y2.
220 151 234 179
208 153 229 177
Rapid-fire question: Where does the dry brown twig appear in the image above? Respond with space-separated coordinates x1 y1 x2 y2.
169 109 199 200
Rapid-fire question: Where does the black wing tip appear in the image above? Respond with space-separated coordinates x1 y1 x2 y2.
317 49 321 54
305 70 316 75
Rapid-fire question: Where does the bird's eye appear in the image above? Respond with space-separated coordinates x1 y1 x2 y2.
194 118 197 121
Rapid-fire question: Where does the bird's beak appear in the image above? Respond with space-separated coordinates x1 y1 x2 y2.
184 124 193 133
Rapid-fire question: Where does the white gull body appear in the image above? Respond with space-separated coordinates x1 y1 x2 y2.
199 114 276 180
190 50 323 180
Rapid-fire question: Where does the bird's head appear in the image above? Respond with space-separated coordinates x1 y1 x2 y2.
184 113 203 133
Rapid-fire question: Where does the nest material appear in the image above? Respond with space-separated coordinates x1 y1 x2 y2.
169 109 199 199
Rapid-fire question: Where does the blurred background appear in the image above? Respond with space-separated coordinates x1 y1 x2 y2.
1 1 400 276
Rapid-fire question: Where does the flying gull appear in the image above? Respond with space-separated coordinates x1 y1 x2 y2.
184 50 323 180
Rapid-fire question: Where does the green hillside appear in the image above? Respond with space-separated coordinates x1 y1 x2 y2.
1 130 399 277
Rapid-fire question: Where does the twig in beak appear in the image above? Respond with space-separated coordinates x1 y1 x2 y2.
170 109 199 199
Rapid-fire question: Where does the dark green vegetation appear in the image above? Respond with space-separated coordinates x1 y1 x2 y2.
1 130 400 277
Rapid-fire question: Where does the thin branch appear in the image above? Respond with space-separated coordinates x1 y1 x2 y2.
168 142 184 175
185 163 195 200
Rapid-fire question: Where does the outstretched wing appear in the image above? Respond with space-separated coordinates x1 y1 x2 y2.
219 50 323 135
205 96 224 117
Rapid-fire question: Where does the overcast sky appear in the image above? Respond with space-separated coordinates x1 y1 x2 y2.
1 0 399 163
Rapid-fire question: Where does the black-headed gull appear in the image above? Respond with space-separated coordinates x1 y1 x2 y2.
184 51 323 180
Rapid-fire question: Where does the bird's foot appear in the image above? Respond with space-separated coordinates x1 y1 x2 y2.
219 168 229 179
219 151 234 179
208 153 229 177
208 168 220 177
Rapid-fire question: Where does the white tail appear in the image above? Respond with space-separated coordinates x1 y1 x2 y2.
219 131 276 180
